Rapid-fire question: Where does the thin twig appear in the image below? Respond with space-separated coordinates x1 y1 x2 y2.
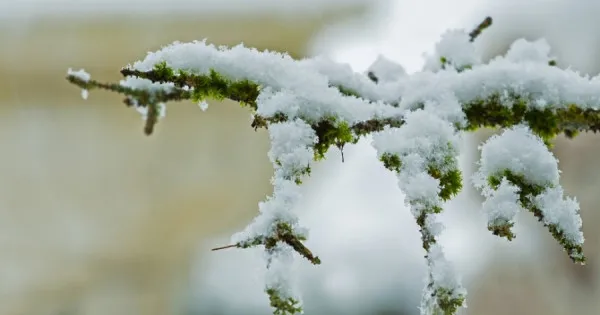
211 244 238 251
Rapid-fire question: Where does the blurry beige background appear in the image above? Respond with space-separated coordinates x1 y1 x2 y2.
2 1 600 315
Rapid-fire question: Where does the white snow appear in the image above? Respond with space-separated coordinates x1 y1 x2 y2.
128 38 600 127
67 68 91 82
423 29 481 72
366 55 407 83
473 125 584 250
473 125 560 187
119 77 175 93
481 177 523 229
505 38 554 64
533 187 584 245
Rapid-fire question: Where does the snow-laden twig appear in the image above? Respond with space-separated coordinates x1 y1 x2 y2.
473 125 585 263
65 16 592 315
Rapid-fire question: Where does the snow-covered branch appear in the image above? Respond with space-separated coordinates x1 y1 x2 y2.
66 16 592 315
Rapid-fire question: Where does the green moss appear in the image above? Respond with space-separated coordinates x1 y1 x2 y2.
265 288 303 315
462 92 600 142
434 287 466 315
379 152 402 172
311 116 359 160
141 64 262 109
152 61 174 79
428 166 462 201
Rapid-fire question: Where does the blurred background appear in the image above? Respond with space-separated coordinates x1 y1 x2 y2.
0 0 599 315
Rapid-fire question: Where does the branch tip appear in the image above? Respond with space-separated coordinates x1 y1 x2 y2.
211 244 238 251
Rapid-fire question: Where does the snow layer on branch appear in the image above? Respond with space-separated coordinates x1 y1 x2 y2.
372 109 459 216
373 109 460 172
67 68 91 82
533 187 584 245
132 40 405 123
127 38 600 121
423 30 480 72
298 57 387 102
119 77 176 93
232 120 315 245
428 244 465 297
267 119 317 179
264 243 299 300
419 244 466 315
473 125 559 187
400 54 600 111
231 178 305 245
481 178 522 226
369 112 460 237
473 125 584 249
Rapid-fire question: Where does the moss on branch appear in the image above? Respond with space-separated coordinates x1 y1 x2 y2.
378 148 465 313
232 222 321 265
67 62 600 148
121 62 260 109
487 170 585 264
